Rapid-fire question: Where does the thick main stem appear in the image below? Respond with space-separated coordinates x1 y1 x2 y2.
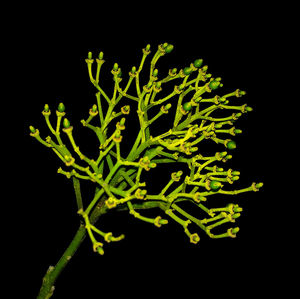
37 199 107 299
37 224 86 299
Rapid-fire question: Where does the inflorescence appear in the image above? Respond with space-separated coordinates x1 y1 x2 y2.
30 43 263 255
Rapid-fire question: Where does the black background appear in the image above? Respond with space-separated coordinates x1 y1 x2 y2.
8 2 293 298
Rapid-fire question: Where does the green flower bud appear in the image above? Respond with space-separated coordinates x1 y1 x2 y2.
224 154 232 161
63 118 71 128
232 213 241 219
149 162 157 168
231 176 240 181
176 170 183 177
115 129 121 138
29 125 36 133
88 52 92 59
165 44 174 53
234 129 242 134
164 103 172 110
120 117 126 126
92 104 97 112
232 170 240 176
228 227 240 238
209 80 221 90
255 182 264 190
220 151 227 157
183 67 193 76
190 146 198 153
153 69 158 77
236 89 246 97
99 51 104 60
233 205 243 213
146 44 151 51
131 66 137 73
226 140 236 150
182 102 192 111
232 227 240 234
58 102 65 112
113 63 118 71
155 81 162 89
210 180 222 191
44 104 50 112
245 106 253 112
193 59 203 68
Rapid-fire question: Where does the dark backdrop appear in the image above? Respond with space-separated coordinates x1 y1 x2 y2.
10 2 290 298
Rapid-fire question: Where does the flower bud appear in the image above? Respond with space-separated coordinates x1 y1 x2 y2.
234 129 242 134
228 227 240 238
235 89 246 97
161 103 172 114
178 84 185 90
149 162 157 168
120 117 126 126
131 66 137 73
225 140 236 150
183 67 193 76
44 104 50 112
165 44 174 53
210 180 222 191
193 59 203 68
63 118 71 128
169 68 177 76
58 102 65 113
29 125 36 134
154 81 162 92
253 182 263 191
182 102 192 112
165 103 172 110
113 63 118 71
98 51 104 60
193 192 206 203
232 170 240 176
209 80 221 90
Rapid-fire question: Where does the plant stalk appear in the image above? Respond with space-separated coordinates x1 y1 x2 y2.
37 224 86 299
37 199 107 299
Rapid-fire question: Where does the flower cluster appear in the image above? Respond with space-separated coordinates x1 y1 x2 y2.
30 43 263 255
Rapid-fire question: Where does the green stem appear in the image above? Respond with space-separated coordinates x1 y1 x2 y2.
37 198 107 299
37 224 87 299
